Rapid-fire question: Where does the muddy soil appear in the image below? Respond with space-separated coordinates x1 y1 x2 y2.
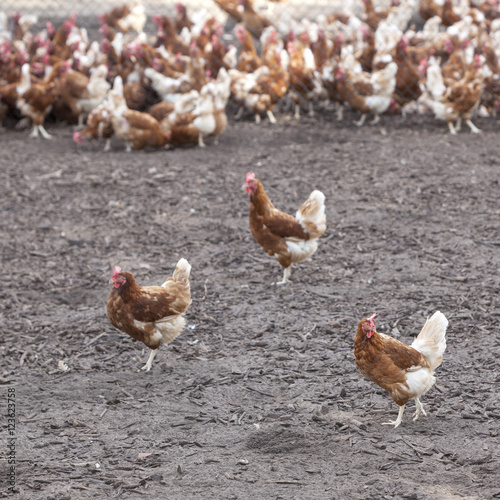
0 111 499 499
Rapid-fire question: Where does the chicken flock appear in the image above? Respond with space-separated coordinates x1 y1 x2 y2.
105 169 449 429
1 0 500 149
3 0 457 428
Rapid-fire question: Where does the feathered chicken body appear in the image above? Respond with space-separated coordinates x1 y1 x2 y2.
16 62 61 139
112 108 168 151
336 61 397 125
73 99 114 151
107 258 192 371
242 173 326 284
354 312 448 428
421 54 485 133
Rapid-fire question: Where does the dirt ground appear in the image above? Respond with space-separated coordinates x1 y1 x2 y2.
1 110 499 500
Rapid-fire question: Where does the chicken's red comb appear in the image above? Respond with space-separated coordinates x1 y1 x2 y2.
112 266 121 277
368 313 378 322
245 172 255 183
73 130 84 144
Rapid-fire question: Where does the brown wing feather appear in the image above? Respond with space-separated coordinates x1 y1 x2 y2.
123 109 159 129
263 211 309 239
170 124 199 145
129 286 178 323
381 337 426 371
62 72 90 98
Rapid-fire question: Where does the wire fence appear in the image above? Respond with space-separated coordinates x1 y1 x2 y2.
0 0 498 148
0 0 352 18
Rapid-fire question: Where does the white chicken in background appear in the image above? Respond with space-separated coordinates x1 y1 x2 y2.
144 66 191 103
117 0 147 33
200 67 231 143
76 64 111 125
336 61 398 126
373 21 402 68
159 88 220 148
420 54 486 134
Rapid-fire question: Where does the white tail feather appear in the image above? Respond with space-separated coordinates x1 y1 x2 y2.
172 258 191 285
295 190 326 237
411 311 448 372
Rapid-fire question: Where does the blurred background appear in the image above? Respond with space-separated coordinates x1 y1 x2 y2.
0 0 357 22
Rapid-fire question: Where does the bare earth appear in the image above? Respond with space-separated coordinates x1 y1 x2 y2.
0 111 499 499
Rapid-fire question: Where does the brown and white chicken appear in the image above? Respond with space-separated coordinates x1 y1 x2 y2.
355 312 448 428
54 63 110 126
421 54 485 133
242 173 326 284
73 100 114 151
335 61 398 125
107 259 192 372
16 62 61 139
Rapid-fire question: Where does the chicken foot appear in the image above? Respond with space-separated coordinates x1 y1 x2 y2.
267 110 276 124
140 348 158 372
294 103 301 120
276 266 292 285
382 404 405 428
234 106 244 120
308 101 314 117
30 124 52 139
354 114 367 127
465 119 481 134
447 121 457 135
413 398 427 421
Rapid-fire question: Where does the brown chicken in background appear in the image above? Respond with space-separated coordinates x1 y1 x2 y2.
238 0 271 39
242 173 326 284
98 1 145 33
98 5 131 31
106 78 169 151
73 100 114 151
112 107 169 151
419 0 461 26
214 0 271 38
16 61 64 138
287 37 321 118
54 64 110 125
393 36 423 112
174 2 193 33
213 0 243 24
107 259 192 372
354 312 448 428
152 14 189 54
421 54 486 133
236 25 262 73
335 62 398 125
361 0 390 32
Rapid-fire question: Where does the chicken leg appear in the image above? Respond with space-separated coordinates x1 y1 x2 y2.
447 121 457 135
30 124 52 139
465 119 481 134
382 404 405 428
267 110 276 124
140 348 158 372
354 114 367 126
276 266 292 285
413 398 427 421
